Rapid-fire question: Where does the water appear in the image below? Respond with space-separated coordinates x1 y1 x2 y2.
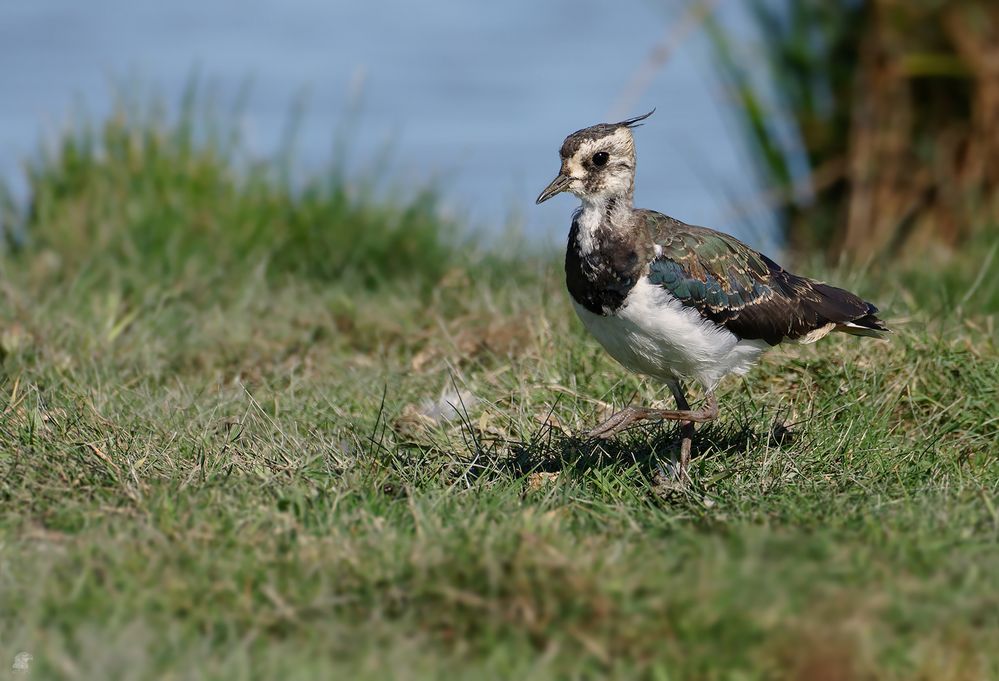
0 0 776 250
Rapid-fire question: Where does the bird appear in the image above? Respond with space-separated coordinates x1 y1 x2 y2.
536 110 888 480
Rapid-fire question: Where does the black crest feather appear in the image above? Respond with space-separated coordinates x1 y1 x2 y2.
617 109 655 129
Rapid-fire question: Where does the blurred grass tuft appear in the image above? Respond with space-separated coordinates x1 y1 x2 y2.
8 85 473 291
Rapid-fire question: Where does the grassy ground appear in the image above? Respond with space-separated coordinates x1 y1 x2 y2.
0 107 997 679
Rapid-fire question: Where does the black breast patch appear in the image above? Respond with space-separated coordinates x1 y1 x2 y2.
564 218 643 315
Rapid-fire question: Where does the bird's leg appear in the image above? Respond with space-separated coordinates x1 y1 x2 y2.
587 387 718 442
668 381 699 481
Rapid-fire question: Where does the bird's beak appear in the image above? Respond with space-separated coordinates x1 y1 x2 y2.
536 172 571 204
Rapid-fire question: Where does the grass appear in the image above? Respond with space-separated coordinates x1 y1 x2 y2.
0 103 997 680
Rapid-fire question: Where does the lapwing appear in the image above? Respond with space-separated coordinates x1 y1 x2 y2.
536 110 888 479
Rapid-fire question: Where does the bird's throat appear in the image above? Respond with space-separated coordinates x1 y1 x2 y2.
576 194 634 256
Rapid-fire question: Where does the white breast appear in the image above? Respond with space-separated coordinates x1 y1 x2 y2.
573 278 771 391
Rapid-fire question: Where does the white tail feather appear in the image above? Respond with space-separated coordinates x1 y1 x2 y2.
835 322 890 340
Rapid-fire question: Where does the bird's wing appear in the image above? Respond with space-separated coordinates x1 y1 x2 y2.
638 210 883 345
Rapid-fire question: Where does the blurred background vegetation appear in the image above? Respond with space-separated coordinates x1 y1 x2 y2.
707 0 998 262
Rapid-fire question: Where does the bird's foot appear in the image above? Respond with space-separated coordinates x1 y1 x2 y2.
587 406 660 439
587 397 718 440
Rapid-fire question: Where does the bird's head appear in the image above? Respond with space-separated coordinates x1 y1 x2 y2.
536 109 653 205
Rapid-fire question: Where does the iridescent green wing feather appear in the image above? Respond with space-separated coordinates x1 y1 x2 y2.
640 211 884 345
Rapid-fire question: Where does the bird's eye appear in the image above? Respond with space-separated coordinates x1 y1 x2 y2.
591 151 609 167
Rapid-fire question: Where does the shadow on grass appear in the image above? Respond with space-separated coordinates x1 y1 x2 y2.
375 395 801 500
494 403 797 485
510 421 761 475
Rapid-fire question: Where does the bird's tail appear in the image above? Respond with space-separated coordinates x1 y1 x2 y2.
809 283 891 340
833 303 890 340
835 318 891 340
